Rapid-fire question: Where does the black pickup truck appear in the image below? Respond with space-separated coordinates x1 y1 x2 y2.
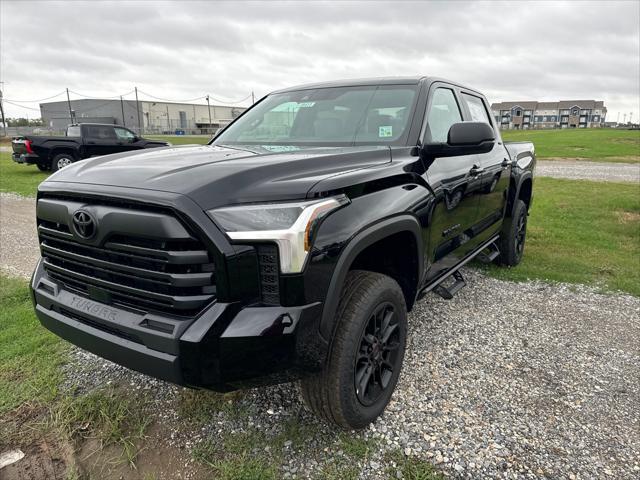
31 77 535 429
12 123 169 172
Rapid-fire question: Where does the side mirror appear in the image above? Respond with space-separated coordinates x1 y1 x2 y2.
422 122 495 158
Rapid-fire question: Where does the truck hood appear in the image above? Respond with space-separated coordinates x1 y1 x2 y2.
43 144 391 208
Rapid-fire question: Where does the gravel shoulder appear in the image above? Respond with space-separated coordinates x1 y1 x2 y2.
536 159 639 182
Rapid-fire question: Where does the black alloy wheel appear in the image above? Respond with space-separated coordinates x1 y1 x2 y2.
515 205 528 259
355 302 401 406
300 270 407 429
497 198 528 266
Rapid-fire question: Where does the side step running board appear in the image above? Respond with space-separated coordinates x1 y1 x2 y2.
433 270 466 300
475 242 500 264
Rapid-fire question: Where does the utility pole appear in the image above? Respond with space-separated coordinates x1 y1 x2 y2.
134 86 143 135
0 84 7 136
206 95 212 134
251 91 255 104
66 88 74 124
629 112 633 125
623 113 627 124
120 96 126 127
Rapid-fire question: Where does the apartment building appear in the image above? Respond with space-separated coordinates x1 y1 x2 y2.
490 100 607 129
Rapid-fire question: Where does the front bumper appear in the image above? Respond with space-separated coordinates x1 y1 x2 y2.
31 260 324 390
13 152 40 164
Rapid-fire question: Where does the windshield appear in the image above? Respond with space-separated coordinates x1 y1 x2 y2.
213 85 418 147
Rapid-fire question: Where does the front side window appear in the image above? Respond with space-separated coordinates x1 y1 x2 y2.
425 88 462 143
214 85 418 147
462 93 491 124
115 128 136 141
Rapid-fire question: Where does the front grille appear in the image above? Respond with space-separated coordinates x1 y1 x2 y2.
37 196 216 315
257 244 280 305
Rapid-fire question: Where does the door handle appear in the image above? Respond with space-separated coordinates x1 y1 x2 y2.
470 164 484 176
87 141 96 145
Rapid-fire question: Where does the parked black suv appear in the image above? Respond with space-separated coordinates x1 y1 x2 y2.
12 123 169 172
31 77 535 429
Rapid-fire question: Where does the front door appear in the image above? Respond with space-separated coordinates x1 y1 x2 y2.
83 125 120 156
459 92 511 242
421 86 483 281
114 127 144 153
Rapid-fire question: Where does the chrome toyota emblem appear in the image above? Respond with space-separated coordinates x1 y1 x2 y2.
72 210 96 239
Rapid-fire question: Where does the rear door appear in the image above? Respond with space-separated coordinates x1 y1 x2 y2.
459 92 511 240
422 84 483 280
83 125 119 156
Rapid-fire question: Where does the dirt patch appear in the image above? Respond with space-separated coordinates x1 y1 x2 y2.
0 439 73 480
74 423 206 480
1 418 207 480
615 210 640 224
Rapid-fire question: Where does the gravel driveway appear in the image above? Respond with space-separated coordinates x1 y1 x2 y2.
1 193 638 479
0 193 38 278
536 160 639 182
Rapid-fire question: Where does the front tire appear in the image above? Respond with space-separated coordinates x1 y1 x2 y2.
497 199 528 266
300 270 407 429
51 153 75 172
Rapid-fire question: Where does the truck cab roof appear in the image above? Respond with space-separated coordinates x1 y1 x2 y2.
272 76 485 97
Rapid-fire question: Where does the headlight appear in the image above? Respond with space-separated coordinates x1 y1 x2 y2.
208 195 349 273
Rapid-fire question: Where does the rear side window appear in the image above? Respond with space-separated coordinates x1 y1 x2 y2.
462 93 491 124
426 88 462 143
85 125 116 139
67 126 81 137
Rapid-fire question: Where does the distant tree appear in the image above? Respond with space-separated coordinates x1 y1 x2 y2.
7 117 44 127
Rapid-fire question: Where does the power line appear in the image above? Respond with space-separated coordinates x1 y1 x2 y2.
4 91 67 103
68 89 136 99
207 92 253 104
136 90 207 103
3 100 42 111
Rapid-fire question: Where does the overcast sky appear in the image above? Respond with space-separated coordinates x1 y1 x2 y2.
1 0 639 122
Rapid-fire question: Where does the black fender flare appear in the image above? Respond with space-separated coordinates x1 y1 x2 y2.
507 170 533 217
318 215 423 341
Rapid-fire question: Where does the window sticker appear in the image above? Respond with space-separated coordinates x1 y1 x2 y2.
297 102 315 108
261 145 301 152
378 125 393 137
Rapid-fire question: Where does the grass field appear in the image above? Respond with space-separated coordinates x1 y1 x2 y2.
0 151 50 197
501 128 639 162
148 134 210 145
478 177 640 296
0 276 67 416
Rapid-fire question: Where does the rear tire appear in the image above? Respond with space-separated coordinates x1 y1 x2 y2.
51 153 75 172
300 270 407 429
497 199 528 266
